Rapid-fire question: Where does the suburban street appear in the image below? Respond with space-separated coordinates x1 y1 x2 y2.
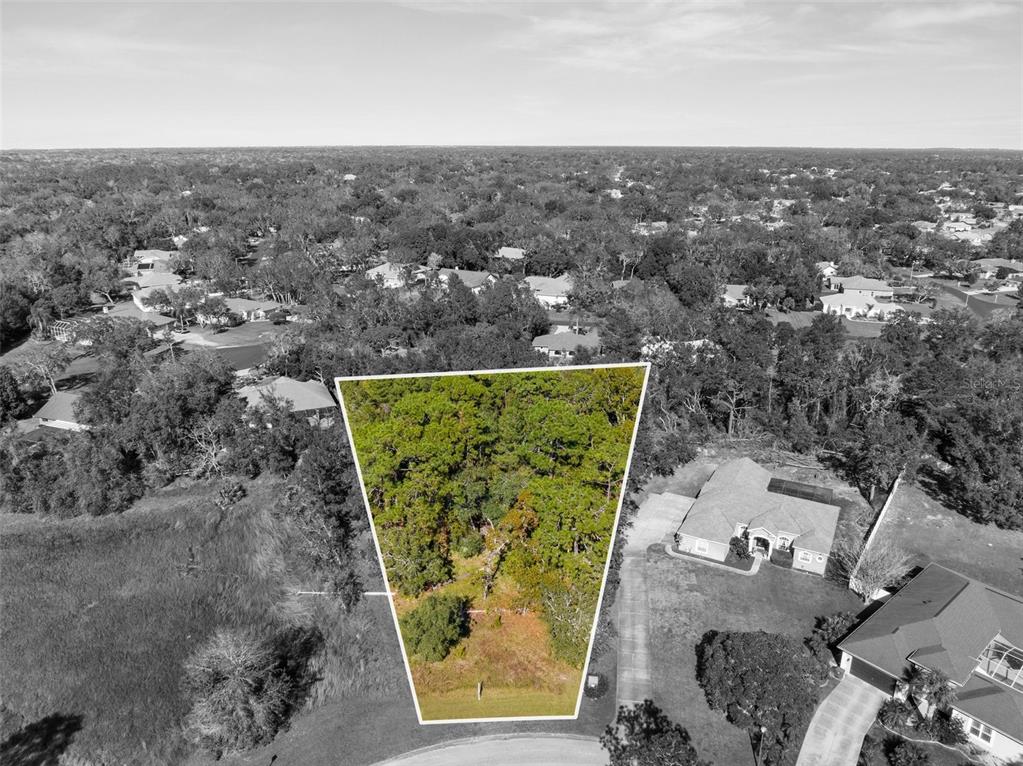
374 735 604 766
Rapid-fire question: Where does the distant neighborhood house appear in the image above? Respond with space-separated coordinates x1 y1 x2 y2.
32 391 88 432
495 246 526 261
435 268 496 294
838 564 1023 761
820 292 905 321
721 284 752 308
238 376 336 423
531 330 600 361
829 275 894 299
364 262 427 289
222 297 285 322
524 274 573 308
673 457 840 576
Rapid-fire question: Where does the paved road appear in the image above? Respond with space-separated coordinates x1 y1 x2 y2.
616 493 694 708
794 674 886 766
374 735 604 766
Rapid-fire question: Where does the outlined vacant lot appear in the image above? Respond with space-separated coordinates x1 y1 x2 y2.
337 364 648 723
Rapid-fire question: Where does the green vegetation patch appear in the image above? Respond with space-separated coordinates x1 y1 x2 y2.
339 365 646 718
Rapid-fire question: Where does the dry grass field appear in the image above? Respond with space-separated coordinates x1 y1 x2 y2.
0 481 289 763
394 556 583 721
0 479 397 765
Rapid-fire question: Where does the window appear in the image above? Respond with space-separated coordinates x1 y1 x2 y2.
777 537 790 550
694 540 709 555
968 719 993 743
797 550 813 563
816 554 825 562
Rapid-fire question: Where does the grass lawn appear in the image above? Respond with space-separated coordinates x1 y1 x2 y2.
876 481 1023 594
0 479 291 764
645 551 862 766
417 686 578 720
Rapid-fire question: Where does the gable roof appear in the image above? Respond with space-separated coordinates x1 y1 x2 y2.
833 275 891 292
238 376 336 412
821 292 901 308
677 457 840 553
34 391 82 423
524 274 573 297
839 564 1023 686
437 268 494 290
972 257 1023 273
531 330 601 352
212 344 269 371
102 301 176 327
723 284 749 302
223 297 285 314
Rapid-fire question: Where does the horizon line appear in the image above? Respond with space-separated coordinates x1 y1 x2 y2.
3 143 1022 153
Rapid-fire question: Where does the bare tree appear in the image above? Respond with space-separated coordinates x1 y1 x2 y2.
15 344 70 396
835 532 911 603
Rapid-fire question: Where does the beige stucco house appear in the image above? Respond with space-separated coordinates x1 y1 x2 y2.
674 458 840 575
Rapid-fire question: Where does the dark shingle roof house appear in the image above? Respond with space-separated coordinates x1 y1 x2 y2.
436 268 495 292
212 344 269 374
33 391 87 431
531 330 600 359
238 376 336 413
838 564 1023 757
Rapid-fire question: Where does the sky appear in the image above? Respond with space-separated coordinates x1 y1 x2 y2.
2 0 1021 150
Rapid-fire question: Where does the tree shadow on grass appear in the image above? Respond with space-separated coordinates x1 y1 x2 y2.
273 624 325 722
0 714 84 766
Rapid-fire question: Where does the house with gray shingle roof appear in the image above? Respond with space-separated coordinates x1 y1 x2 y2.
33 391 88 432
838 564 1023 761
673 457 840 575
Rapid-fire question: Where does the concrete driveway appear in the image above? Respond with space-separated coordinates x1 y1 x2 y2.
794 674 886 766
374 735 604 766
616 493 694 708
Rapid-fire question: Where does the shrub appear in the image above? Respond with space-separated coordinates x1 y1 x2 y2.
182 629 291 757
887 740 930 766
729 535 752 560
915 711 967 746
878 699 913 730
399 594 470 662
454 531 484 557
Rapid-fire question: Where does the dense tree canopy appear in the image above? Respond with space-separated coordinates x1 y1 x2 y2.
341 367 645 662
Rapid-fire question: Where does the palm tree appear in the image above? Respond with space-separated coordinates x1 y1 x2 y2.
904 666 956 718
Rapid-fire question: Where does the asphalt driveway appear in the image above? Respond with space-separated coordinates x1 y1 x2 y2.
794 674 886 766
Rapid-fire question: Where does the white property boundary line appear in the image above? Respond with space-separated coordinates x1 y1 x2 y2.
849 470 904 595
335 362 652 726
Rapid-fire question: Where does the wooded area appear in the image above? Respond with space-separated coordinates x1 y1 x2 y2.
341 367 644 685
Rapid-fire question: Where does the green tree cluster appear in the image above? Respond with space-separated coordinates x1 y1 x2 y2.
343 367 644 663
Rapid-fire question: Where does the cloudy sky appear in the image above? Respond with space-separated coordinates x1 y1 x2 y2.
2 1 1020 149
